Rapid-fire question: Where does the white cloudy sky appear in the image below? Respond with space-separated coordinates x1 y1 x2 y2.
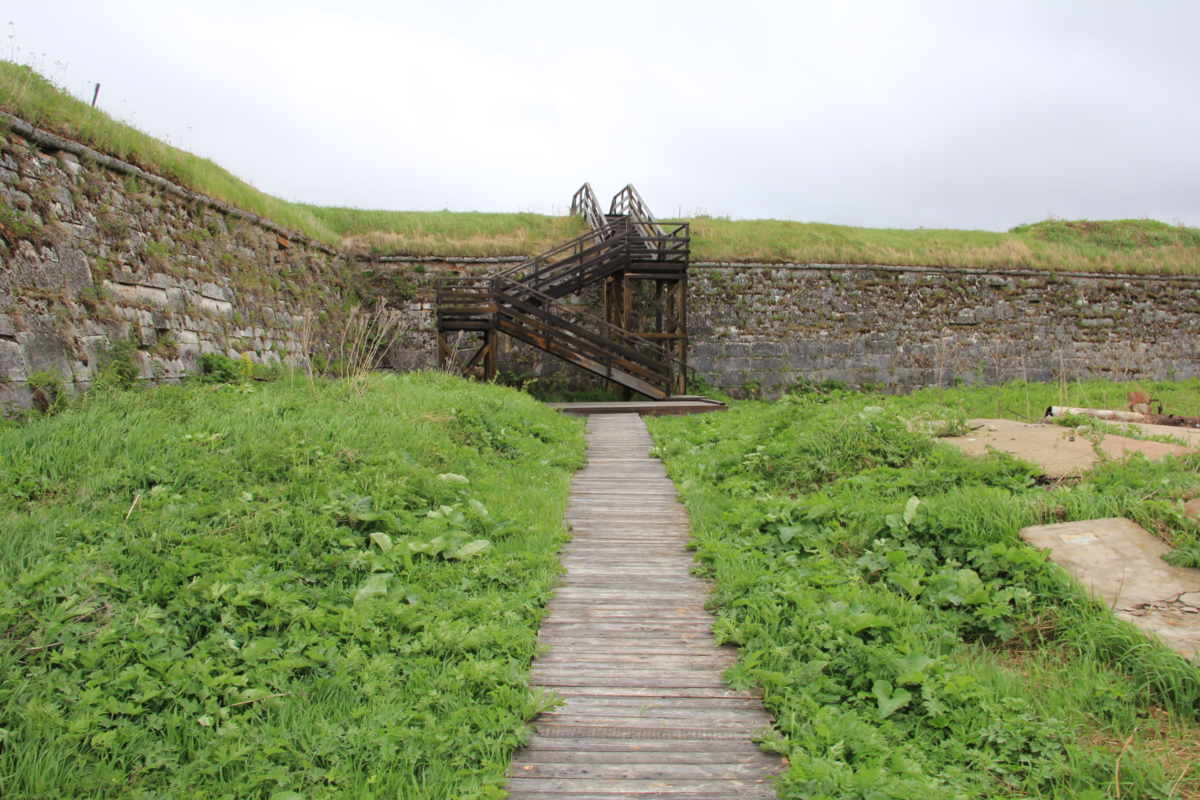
7 1 1200 230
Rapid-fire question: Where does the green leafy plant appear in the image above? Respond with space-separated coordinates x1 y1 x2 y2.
0 371 586 798
25 368 69 413
92 331 141 391
648 384 1200 799
196 352 242 383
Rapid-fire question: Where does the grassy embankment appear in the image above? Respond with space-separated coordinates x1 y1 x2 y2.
4 60 1200 274
647 378 1200 799
0 371 586 799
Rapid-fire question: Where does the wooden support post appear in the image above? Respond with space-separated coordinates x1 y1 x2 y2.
623 275 632 333
483 328 497 382
678 272 689 394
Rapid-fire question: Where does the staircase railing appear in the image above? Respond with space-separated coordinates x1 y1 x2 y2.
610 184 687 262
436 275 685 398
437 183 690 397
570 182 609 246
492 218 631 299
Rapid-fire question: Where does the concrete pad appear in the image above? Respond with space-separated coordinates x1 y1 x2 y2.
1020 517 1200 659
1104 420 1200 448
1186 498 1200 520
942 419 1194 479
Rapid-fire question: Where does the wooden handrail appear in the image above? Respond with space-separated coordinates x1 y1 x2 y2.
571 183 609 246
436 275 685 394
609 185 688 262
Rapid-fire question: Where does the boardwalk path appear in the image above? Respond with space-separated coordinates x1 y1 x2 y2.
507 414 781 799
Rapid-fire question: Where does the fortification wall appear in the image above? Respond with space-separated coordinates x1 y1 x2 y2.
362 260 1200 399
0 116 349 407
3 113 1198 407
688 264 1200 399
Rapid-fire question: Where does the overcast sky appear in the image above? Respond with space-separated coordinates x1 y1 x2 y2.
7 1 1200 230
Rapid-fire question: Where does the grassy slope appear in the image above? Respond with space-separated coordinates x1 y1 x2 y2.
300 204 588 259
647 381 1200 799
4 59 1200 274
0 372 585 799
0 62 340 244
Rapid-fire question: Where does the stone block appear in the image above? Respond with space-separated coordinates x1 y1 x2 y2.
80 335 110 367
0 339 26 382
200 282 232 301
131 352 153 380
105 281 170 310
725 342 751 358
165 287 187 313
26 314 56 334
17 331 71 379
61 247 93 292
751 341 787 357
0 313 13 338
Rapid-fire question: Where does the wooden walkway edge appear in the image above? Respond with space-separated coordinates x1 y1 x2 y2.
507 414 782 799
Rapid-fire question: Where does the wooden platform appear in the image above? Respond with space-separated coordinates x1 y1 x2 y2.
549 399 728 417
507 414 781 798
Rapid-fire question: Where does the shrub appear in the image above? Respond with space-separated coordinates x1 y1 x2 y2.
196 352 242 383
25 368 69 413
94 333 141 390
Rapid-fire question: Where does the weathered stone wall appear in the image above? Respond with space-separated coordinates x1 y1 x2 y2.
5 113 1198 406
0 120 349 408
363 260 1200 400
689 264 1200 399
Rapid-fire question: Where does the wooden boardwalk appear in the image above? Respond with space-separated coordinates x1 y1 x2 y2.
507 414 781 799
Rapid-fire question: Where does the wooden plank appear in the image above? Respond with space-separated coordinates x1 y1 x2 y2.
520 737 766 754
510 762 773 780
508 794 774 800
505 778 775 794
517 749 767 764
533 711 770 726
555 696 760 711
532 677 731 688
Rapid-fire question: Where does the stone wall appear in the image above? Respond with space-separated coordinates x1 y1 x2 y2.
0 116 349 408
361 260 1200 400
4 113 1198 407
689 264 1200 399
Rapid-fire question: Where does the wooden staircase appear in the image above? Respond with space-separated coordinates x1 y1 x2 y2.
436 185 691 399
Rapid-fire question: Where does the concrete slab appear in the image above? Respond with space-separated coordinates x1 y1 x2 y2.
1020 517 1200 660
1106 420 1200 448
942 419 1194 479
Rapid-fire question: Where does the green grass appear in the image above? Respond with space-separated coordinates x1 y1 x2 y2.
908 376 1200 429
0 371 586 799
687 217 1200 275
647 382 1200 799
0 61 340 244
300 206 588 259
6 58 1200 274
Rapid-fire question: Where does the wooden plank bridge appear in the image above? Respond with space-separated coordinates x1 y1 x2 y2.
506 414 782 798
436 184 692 400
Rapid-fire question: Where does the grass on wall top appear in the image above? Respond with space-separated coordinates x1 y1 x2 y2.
4 59 1200 274
0 61 341 245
